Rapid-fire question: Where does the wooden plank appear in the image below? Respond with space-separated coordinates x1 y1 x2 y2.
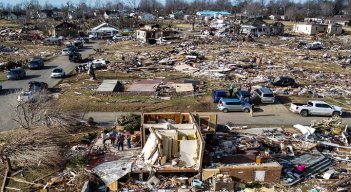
1 159 10 192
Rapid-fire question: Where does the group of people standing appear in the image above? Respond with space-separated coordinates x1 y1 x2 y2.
228 82 252 98
228 81 255 117
75 65 87 74
101 129 132 151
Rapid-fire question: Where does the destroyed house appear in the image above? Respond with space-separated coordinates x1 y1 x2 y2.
54 22 79 37
136 25 179 44
92 112 216 191
5 11 26 20
104 10 119 19
136 112 217 173
240 18 275 36
39 9 54 19
325 16 351 26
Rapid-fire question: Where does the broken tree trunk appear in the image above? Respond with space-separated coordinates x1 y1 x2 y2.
331 176 351 188
1 159 11 192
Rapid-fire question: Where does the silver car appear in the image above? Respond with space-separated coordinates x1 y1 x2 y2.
217 98 251 113
51 68 65 78
253 87 275 104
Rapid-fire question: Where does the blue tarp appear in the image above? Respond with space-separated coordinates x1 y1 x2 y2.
196 10 231 16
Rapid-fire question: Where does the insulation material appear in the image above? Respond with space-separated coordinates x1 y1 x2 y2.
180 140 197 166
142 133 158 161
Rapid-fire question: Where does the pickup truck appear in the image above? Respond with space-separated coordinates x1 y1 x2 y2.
290 100 343 117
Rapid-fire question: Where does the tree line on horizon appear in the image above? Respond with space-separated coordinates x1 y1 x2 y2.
1 0 351 20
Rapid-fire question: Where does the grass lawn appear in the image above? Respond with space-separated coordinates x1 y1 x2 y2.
0 72 6 81
0 19 21 29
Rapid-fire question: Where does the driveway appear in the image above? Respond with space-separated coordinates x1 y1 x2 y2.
0 41 99 131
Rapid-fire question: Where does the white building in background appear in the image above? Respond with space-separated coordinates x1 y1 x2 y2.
138 13 155 21
294 23 342 35
88 23 119 39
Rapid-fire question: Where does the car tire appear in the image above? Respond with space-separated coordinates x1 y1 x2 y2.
243 108 250 113
223 109 229 113
300 110 308 117
332 111 341 118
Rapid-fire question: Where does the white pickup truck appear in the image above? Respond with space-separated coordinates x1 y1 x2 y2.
290 100 343 117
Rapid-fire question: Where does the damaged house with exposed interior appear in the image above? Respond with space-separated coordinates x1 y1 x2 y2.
294 23 343 35
136 24 180 44
52 21 79 37
92 112 217 191
240 18 284 36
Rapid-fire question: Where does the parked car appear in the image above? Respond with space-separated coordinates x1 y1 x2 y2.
44 36 63 45
73 41 84 49
88 34 97 39
271 76 296 87
28 81 48 93
66 45 77 52
212 89 227 103
307 42 323 50
92 59 109 69
0 81 2 90
69 52 82 63
77 37 89 43
51 68 65 78
253 87 275 104
290 100 343 117
7 67 26 80
112 34 123 40
237 90 252 103
62 48 72 55
28 58 44 69
17 91 34 102
217 98 251 113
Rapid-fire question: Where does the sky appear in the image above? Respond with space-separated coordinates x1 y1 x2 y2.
1 0 163 7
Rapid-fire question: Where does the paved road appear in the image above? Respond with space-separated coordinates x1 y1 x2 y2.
0 42 99 131
84 104 351 128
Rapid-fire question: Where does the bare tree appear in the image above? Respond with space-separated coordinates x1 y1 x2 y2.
215 0 232 11
320 1 335 17
285 4 299 21
242 0 264 16
12 96 81 130
43 1 54 9
126 0 138 10
12 99 48 129
138 0 163 14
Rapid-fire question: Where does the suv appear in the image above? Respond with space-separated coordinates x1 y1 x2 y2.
73 41 84 49
253 87 275 104
217 98 251 113
62 48 72 55
7 68 26 80
28 81 48 93
212 89 227 103
67 45 77 52
28 58 44 69
237 90 252 103
271 76 296 87
69 52 82 62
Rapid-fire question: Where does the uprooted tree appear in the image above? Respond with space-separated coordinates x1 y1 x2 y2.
0 127 66 191
12 97 82 130
1 99 84 190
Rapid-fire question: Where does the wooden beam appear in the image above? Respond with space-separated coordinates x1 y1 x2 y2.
1 159 10 192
